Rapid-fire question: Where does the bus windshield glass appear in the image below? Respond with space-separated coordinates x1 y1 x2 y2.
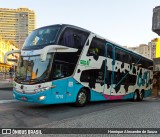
15 54 52 83
23 26 61 47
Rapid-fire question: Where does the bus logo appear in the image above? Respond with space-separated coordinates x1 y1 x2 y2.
80 60 90 66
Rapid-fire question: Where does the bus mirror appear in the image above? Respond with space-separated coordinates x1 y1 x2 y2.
4 50 20 64
40 45 70 61
40 45 55 61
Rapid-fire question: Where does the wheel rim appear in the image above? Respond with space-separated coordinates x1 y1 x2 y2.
134 92 137 100
139 91 143 99
78 92 87 105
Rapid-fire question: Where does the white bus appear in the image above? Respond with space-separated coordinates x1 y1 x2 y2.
11 24 153 106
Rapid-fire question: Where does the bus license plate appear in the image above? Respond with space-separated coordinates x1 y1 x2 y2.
21 97 27 101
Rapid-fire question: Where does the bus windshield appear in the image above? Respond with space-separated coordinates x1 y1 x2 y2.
23 25 61 47
15 54 52 83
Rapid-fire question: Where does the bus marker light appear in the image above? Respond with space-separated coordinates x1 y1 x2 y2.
38 85 41 88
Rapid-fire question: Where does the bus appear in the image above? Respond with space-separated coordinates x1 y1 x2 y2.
11 24 153 106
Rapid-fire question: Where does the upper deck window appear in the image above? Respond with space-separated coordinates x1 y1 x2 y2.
87 37 105 57
23 25 61 48
58 28 89 49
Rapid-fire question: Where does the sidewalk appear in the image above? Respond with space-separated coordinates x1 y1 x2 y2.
0 78 13 89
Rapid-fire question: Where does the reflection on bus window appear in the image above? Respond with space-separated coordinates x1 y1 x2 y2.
23 26 61 47
16 54 52 82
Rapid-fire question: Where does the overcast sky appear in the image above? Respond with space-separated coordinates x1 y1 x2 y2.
0 0 160 47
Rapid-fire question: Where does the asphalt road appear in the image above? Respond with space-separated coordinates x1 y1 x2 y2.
0 88 160 137
0 88 13 100
0 89 159 127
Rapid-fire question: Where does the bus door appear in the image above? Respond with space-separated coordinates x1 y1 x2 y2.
51 78 67 103
51 62 71 103
51 52 78 103
105 43 115 96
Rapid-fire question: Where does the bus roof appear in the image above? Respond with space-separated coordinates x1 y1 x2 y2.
36 24 153 61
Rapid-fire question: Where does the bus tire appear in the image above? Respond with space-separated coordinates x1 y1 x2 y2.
75 89 88 107
133 90 139 101
139 90 144 101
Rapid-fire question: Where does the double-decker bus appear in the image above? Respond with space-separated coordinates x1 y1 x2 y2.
12 24 153 106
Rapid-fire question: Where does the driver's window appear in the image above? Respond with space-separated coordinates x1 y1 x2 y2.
52 62 74 80
87 37 105 57
52 53 76 80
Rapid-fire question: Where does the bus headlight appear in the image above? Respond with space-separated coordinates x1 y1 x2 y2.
39 96 46 101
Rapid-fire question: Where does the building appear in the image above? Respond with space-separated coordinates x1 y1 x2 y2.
127 42 156 60
128 46 140 55
0 36 19 72
0 7 35 49
148 42 156 59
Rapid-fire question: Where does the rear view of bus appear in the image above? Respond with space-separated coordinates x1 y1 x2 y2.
13 24 153 106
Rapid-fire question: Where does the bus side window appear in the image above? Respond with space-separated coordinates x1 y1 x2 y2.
107 45 113 59
52 52 78 80
87 37 105 57
58 28 89 49
125 53 132 64
59 29 74 48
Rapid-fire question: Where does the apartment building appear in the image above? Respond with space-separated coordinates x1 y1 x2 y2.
127 42 156 59
0 7 35 49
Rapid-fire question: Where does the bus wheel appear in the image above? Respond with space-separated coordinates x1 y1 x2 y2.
133 90 139 101
75 89 88 107
139 90 144 101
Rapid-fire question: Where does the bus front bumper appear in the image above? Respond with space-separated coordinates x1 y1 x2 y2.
13 89 52 104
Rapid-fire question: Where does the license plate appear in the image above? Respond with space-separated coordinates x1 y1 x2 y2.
21 97 27 101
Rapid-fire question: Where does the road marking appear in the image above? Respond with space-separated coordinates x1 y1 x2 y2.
0 99 18 104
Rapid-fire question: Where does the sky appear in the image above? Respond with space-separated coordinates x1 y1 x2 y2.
0 0 160 47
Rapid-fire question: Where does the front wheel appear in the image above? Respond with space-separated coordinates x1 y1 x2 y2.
133 91 139 101
75 89 88 107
